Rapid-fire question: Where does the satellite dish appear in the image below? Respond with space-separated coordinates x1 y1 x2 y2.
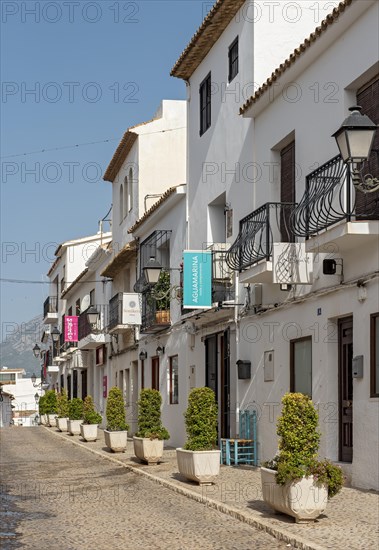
81 295 90 312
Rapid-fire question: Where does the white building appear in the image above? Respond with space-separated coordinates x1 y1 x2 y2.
0 368 39 427
99 99 186 432
228 0 379 490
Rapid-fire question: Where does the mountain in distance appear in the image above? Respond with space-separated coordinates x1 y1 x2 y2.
0 314 44 376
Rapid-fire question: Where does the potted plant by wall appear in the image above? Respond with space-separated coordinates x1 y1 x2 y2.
80 395 102 442
67 397 84 435
38 394 48 425
133 388 170 464
56 389 70 432
261 392 344 523
176 387 220 485
151 270 170 324
104 387 129 452
44 390 58 427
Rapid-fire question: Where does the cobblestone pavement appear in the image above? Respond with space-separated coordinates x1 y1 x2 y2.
41 426 379 550
0 427 288 550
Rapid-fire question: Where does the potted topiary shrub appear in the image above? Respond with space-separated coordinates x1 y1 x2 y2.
176 387 220 485
44 390 58 427
261 392 344 523
133 388 170 464
104 387 129 452
67 397 84 435
38 394 47 425
56 389 70 432
80 395 102 442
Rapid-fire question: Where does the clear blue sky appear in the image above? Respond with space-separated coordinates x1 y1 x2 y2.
1 1 206 335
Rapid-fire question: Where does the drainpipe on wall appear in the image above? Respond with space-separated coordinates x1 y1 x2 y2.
234 272 240 438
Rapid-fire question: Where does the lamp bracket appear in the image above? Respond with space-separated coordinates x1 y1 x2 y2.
352 166 379 194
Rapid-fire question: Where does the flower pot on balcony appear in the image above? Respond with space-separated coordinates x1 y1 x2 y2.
80 423 99 442
155 310 170 324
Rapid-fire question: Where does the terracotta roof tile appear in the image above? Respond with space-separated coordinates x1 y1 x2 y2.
100 241 137 279
240 0 354 114
171 0 245 80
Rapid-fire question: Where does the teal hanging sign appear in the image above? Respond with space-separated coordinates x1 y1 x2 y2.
183 250 212 309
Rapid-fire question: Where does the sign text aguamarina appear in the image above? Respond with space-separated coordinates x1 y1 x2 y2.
183 250 212 309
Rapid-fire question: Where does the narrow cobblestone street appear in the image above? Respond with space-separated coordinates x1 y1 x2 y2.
0 427 288 549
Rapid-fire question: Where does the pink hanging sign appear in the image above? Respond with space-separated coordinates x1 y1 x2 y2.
64 316 78 342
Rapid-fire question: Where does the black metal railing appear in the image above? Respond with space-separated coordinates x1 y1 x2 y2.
291 152 379 239
108 293 124 330
226 202 297 272
43 296 58 318
78 304 107 340
141 294 170 333
212 249 235 303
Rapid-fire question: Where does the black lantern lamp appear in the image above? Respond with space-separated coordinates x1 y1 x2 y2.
34 392 40 404
86 305 100 326
51 327 60 343
143 257 162 285
156 344 165 356
139 350 147 361
31 373 37 385
333 106 377 165
33 344 41 358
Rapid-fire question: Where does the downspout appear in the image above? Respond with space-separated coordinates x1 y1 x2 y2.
234 272 240 438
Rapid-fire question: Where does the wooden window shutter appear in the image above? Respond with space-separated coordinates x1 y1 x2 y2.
355 75 379 218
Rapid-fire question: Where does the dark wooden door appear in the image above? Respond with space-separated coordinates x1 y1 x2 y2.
220 329 231 439
205 335 218 400
81 369 88 400
151 357 159 390
339 317 353 463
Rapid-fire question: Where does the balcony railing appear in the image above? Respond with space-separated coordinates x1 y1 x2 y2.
211 247 235 303
141 295 170 333
78 305 107 340
108 293 124 330
291 152 379 239
226 202 297 272
43 296 58 317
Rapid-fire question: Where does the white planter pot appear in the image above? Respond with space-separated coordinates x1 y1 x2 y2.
67 419 82 435
80 423 99 442
133 437 164 465
104 429 128 452
176 448 221 485
48 414 57 427
40 414 48 426
261 467 328 523
56 417 69 432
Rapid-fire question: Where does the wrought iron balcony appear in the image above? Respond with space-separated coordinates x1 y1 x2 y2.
78 305 107 340
140 294 170 334
291 152 379 239
108 293 124 330
226 202 297 272
211 246 235 304
43 296 58 324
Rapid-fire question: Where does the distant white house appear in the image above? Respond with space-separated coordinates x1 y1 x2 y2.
0 368 40 427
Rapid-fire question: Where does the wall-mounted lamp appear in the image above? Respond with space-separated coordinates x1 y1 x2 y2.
143 257 163 285
156 345 165 356
86 305 100 326
332 106 378 193
51 327 60 343
139 350 147 361
34 392 40 404
33 344 41 358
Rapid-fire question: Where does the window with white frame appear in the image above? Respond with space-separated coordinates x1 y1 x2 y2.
290 336 312 397
169 355 179 404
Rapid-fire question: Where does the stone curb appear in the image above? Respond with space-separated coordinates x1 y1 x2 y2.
44 427 325 550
